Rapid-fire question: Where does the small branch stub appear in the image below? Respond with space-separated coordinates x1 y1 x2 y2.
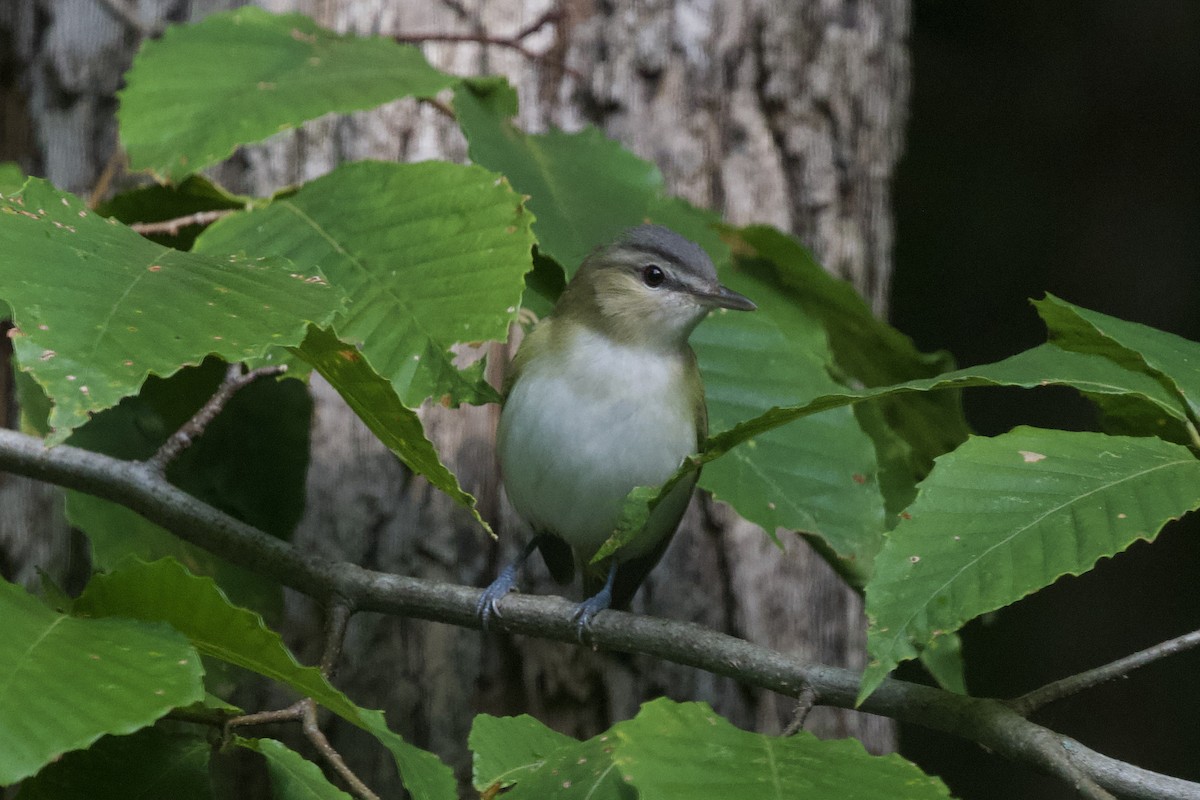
146 363 287 474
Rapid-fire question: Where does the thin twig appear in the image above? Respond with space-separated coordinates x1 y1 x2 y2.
1009 628 1200 717
226 700 307 729
129 209 234 236
319 600 354 677
89 147 125 209
301 699 381 800
146 364 287 474
782 685 817 736
394 9 579 79
223 698 382 800
1 428 1197 800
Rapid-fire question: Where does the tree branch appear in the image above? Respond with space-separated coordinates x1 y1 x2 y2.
129 209 235 237
1009 628 1200 717
394 10 580 79
1 427 1197 800
147 364 287 473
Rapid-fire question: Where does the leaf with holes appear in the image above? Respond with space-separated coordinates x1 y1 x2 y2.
861 428 1200 701
0 179 340 443
119 7 455 182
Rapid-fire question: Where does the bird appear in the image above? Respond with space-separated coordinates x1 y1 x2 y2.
477 224 756 637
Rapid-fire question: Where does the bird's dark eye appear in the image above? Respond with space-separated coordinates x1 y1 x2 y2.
641 264 665 287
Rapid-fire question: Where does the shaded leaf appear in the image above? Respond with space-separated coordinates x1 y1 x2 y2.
119 8 454 181
16 727 211 800
195 160 533 407
1036 293 1200 425
294 326 490 531
0 179 340 442
237 738 352 800
0 578 204 784
455 76 664 273
694 257 886 579
72 559 455 800
862 428 1200 700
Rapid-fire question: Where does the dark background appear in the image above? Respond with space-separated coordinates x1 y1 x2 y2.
892 2 1200 796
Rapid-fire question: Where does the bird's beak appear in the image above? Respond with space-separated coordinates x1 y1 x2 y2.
696 283 757 312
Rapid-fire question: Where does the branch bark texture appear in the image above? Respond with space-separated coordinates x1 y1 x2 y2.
0 427 1195 800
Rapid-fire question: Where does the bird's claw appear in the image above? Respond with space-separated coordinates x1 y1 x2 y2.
477 567 520 632
571 589 613 644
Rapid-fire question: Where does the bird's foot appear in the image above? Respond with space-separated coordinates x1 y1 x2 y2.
476 565 521 631
571 584 614 644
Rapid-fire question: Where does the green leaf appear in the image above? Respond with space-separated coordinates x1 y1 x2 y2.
119 8 455 182
693 256 886 579
862 428 1200 701
237 738 353 800
609 699 951 799
195 160 533 407
0 163 24 194
918 632 966 695
501 733 632 800
294 326 490 531
727 225 967 471
704 339 1199 485
15 727 212 800
0 179 341 443
469 714 575 792
454 77 665 273
72 559 455 800
1036 293 1200 425
0 577 204 784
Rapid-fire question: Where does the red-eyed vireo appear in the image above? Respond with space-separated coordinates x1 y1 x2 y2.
478 225 756 636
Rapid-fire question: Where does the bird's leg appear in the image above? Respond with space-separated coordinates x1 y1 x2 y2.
571 560 618 643
476 535 545 630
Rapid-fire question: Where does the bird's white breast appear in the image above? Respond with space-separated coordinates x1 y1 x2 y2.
497 327 698 559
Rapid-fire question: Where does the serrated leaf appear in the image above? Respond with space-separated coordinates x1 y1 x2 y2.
238 738 352 800
455 77 665 273
119 8 455 181
195 160 532 407
16 727 212 800
294 326 490 531
469 714 575 791
727 225 967 471
71 559 455 800
1036 293 1200 424
693 257 886 579
0 578 204 785
862 428 1200 701
0 179 340 442
610 699 950 799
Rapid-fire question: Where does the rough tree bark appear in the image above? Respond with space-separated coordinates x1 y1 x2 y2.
1 0 908 793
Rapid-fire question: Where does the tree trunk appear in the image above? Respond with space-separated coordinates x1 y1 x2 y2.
1 0 908 792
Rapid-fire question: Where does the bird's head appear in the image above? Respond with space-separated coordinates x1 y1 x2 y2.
556 225 756 349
